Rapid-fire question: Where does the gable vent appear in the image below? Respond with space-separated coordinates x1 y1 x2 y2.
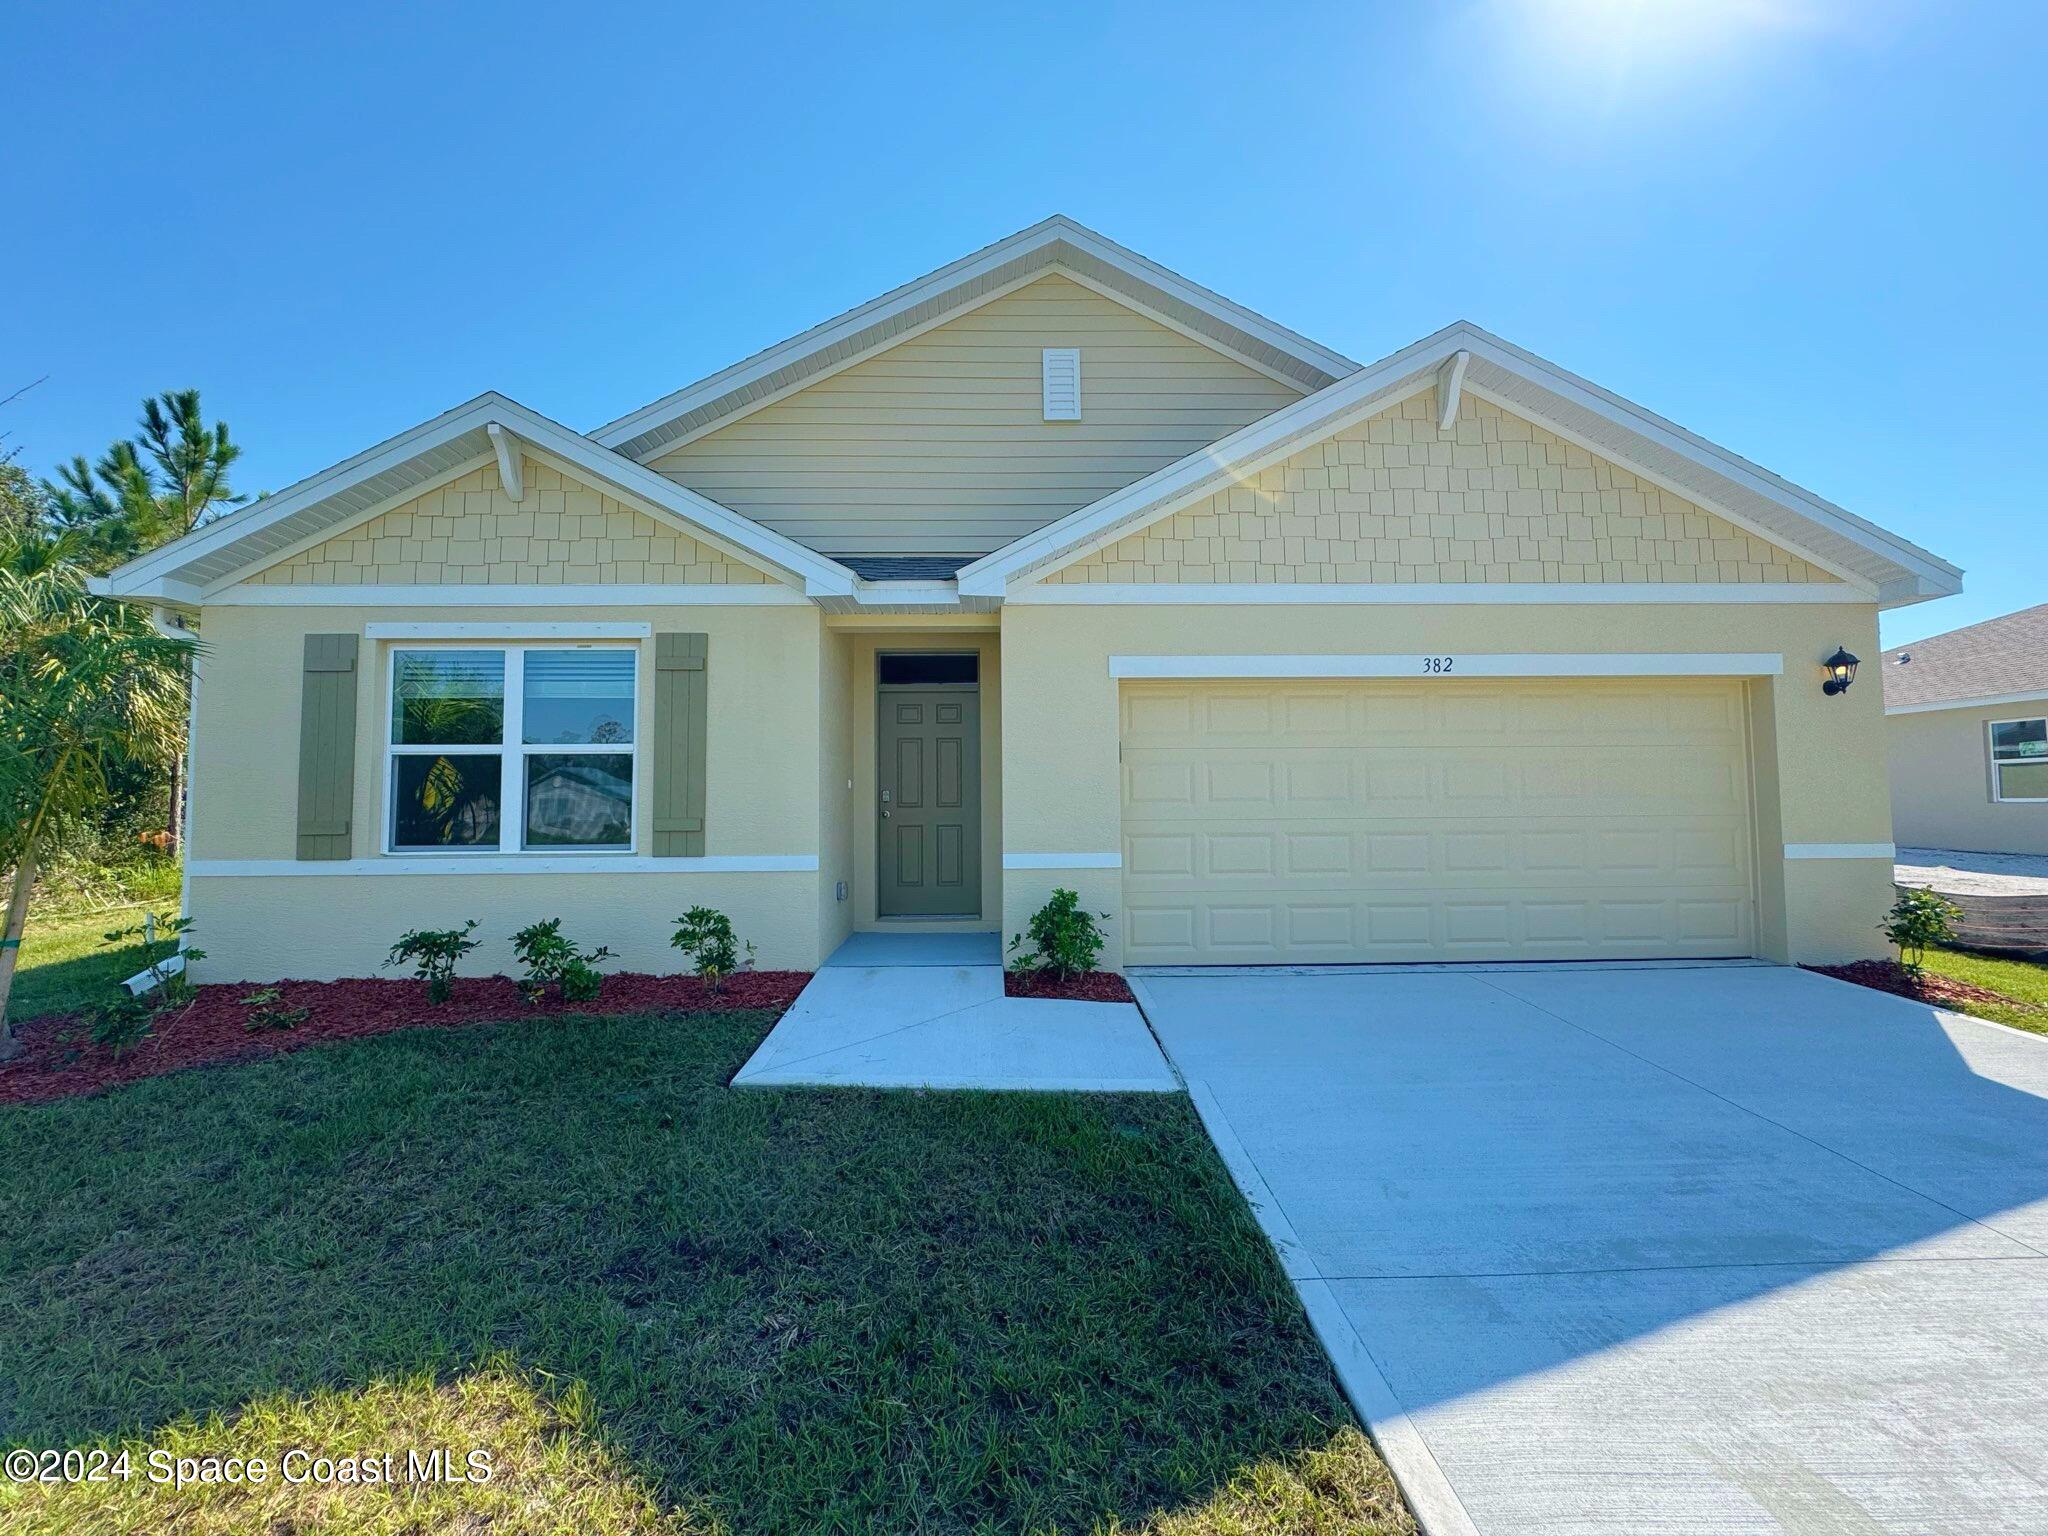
1042 347 1081 421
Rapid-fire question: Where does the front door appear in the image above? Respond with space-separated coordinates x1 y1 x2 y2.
878 686 981 917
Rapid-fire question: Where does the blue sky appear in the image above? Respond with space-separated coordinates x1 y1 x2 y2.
6 0 2040 644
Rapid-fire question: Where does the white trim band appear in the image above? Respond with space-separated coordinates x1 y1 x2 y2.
1002 851 1123 870
364 621 651 640
1017 583 1867 607
1886 690 2048 716
1108 652 1785 681
1782 843 1897 861
208 584 809 608
188 855 819 877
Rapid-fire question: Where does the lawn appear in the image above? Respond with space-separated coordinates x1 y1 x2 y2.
1923 945 2048 1036
3 905 177 1028
0 1008 1411 1535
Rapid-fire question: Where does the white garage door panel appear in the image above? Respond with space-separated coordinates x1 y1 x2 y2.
1120 680 1756 964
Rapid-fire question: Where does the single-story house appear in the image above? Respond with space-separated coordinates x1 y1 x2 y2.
94 217 1962 980
1885 604 2048 855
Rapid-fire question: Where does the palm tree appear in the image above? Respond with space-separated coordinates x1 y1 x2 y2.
0 528 196 1052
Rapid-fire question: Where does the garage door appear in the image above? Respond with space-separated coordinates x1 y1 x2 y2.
1120 679 1756 965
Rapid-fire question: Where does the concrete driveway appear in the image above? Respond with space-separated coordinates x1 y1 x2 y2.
1135 963 2048 1536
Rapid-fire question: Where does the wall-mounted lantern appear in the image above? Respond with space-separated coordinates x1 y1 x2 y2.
1821 646 1860 696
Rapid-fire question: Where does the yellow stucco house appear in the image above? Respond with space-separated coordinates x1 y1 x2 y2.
95 218 1962 981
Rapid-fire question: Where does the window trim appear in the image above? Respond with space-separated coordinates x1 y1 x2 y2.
1988 715 2048 804
383 642 641 856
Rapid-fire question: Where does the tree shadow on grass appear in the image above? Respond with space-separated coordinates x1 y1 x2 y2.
0 1010 1414 1535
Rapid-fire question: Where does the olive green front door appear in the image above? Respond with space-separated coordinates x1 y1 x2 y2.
878 686 981 917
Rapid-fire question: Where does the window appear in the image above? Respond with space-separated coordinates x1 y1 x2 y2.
388 645 637 852
878 652 978 686
1990 717 2048 803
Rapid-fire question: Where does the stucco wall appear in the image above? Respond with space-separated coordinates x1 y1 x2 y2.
187 602 827 980
1888 700 2048 855
250 459 771 587
1045 389 1835 586
653 274 1304 556
999 602 1890 968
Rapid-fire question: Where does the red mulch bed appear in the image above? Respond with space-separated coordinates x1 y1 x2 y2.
0 971 810 1108
1004 970 1134 1003
1803 960 2016 1010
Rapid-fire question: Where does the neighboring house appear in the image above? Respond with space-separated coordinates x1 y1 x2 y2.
93 217 1962 981
1884 604 2048 855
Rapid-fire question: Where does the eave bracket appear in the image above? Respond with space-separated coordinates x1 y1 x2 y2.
486 422 524 502
1436 349 1470 432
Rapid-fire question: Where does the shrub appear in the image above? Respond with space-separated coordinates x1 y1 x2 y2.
510 919 613 1005
1881 886 1962 976
1007 888 1110 981
87 994 157 1055
671 907 743 992
240 987 310 1033
385 920 481 1004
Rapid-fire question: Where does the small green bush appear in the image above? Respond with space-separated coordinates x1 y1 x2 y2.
1882 886 1963 975
240 988 310 1033
385 920 480 1004
510 919 613 1005
87 994 157 1055
1007 888 1110 981
671 907 745 992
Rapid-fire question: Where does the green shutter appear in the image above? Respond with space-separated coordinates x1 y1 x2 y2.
652 632 708 857
296 633 359 861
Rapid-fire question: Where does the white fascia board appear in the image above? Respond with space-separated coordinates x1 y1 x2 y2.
484 403 855 594
852 581 961 606
105 394 507 592
1002 851 1122 870
1886 689 2048 716
111 391 858 601
1782 843 1897 860
1107 653 1786 680
969 319 1958 604
206 583 809 608
363 621 651 639
957 334 1457 596
1011 582 1870 606
1452 329 1961 595
590 215 1355 454
87 572 206 606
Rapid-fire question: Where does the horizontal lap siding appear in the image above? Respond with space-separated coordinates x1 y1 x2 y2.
653 275 1302 555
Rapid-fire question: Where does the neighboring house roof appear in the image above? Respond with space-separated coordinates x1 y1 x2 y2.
93 392 858 603
959 321 1962 607
1882 603 2048 713
588 215 1358 462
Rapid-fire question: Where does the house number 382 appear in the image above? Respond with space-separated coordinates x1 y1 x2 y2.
1421 656 1455 674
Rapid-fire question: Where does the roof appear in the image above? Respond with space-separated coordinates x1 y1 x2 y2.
958 321 1963 609
589 215 1357 462
1883 603 2048 712
839 555 975 581
93 392 858 603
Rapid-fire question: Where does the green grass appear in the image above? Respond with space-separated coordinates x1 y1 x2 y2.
4 905 178 1027
0 1011 1410 1535
1922 945 2048 1036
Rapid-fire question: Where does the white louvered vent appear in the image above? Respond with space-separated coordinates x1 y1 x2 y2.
1042 347 1081 421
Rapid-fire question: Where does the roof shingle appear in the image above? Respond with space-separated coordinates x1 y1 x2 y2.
1881 603 2048 709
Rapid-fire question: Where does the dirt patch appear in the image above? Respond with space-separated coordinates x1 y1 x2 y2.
1803 960 2017 1010
1003 971 1135 1003
0 970 810 1107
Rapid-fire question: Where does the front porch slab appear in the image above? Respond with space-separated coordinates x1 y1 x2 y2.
733 933 1176 1092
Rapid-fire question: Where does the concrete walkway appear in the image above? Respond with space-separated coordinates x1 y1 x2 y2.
1897 846 2048 896
1136 963 2048 1536
733 932 1176 1092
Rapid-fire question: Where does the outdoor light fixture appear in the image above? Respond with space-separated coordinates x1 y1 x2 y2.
1821 646 1860 696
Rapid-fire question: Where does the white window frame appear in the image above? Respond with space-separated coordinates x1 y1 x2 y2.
384 642 641 856
1988 715 2048 803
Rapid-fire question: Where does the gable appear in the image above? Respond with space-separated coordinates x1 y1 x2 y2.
245 458 771 588
650 274 1306 558
1042 388 1837 587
